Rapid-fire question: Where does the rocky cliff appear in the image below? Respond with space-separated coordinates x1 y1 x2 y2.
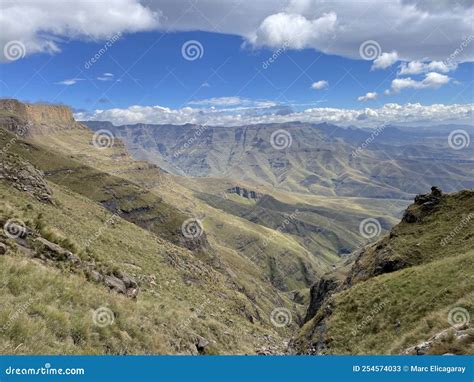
0 99 84 135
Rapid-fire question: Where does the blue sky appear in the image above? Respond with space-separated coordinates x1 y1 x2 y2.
0 1 473 127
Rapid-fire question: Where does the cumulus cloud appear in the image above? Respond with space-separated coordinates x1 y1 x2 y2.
0 0 159 61
389 72 451 93
75 101 473 128
398 60 457 75
357 92 378 102
252 12 337 49
371 51 398 70
3 1 473 63
311 80 328 90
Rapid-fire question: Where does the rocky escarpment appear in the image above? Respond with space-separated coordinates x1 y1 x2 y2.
0 99 85 136
0 152 53 203
226 186 262 200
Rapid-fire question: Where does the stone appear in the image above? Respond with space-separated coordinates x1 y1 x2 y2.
35 237 79 263
104 275 127 294
196 337 209 354
0 242 7 255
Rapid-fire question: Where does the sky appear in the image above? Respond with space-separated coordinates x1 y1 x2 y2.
0 0 473 127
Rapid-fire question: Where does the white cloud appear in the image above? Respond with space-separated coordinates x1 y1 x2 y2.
357 92 378 102
0 0 159 61
75 101 473 128
311 80 328 90
252 12 337 49
3 1 473 63
371 51 398 70
398 60 457 75
97 73 115 81
188 96 276 109
390 72 451 93
55 78 84 86
244 1 473 63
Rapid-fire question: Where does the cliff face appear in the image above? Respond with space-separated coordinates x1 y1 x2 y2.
0 99 83 135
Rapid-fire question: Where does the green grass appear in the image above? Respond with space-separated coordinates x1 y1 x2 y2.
0 180 295 354
296 190 474 355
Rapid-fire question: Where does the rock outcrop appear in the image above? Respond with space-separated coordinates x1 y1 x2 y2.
2 222 139 298
304 275 341 323
403 324 472 355
226 186 261 200
403 186 443 223
0 153 53 203
0 99 85 136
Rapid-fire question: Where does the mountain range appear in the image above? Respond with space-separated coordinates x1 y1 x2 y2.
0 99 472 355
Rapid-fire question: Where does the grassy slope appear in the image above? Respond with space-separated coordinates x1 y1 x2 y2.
28 128 330 292
0 180 292 355
297 190 474 354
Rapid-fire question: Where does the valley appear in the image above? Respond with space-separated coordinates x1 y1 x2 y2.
0 99 472 355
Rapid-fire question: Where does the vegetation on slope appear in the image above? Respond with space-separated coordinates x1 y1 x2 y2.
295 189 474 355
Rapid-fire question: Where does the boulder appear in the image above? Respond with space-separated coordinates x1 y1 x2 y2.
35 237 81 265
196 337 210 354
104 275 127 294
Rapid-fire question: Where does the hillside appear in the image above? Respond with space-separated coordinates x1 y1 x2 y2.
83 121 474 198
294 188 474 355
0 103 298 354
1 99 471 356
